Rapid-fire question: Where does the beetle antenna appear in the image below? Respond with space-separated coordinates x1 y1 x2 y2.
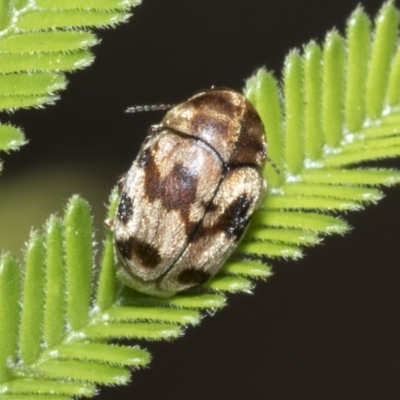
125 104 176 113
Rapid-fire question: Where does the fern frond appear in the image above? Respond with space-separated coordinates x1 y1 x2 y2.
240 1 400 266
0 195 157 398
0 0 141 165
2 2 400 399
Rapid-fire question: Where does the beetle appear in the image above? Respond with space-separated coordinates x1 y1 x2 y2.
112 87 267 296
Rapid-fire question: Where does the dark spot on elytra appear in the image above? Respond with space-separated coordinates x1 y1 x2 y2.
185 221 199 239
163 163 198 210
116 238 133 260
177 268 211 285
232 105 266 165
117 237 161 269
203 200 218 212
222 194 252 238
116 192 133 225
190 194 252 242
141 140 199 235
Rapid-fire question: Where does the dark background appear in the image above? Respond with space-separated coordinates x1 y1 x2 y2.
1 0 400 399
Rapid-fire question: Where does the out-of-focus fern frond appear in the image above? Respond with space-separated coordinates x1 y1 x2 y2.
0 0 141 165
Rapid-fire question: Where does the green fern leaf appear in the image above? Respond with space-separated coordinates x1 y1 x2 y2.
0 0 141 166
241 2 400 266
1 2 400 399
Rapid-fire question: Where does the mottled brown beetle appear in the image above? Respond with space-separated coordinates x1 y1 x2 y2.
113 87 267 296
